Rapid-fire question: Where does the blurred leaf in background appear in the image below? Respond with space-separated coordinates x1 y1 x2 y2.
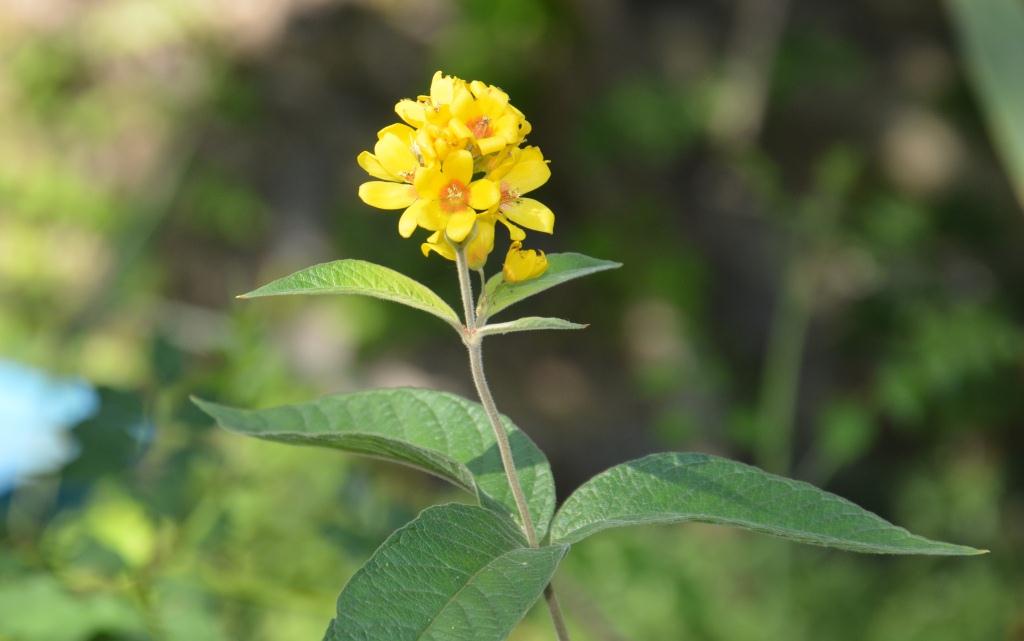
947 0 1024 210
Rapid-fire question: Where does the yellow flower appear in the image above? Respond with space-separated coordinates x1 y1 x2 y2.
357 125 426 237
502 241 548 283
448 81 531 156
395 71 469 130
360 71 556 269
487 145 555 236
420 215 496 270
413 149 499 243
395 71 531 161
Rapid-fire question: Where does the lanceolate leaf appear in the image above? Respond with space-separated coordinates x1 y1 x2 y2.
550 452 984 555
479 253 621 320
477 316 588 338
240 259 461 328
193 388 556 539
947 0 1024 210
325 504 567 641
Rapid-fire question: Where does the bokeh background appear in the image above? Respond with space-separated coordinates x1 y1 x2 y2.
2 0 1023 639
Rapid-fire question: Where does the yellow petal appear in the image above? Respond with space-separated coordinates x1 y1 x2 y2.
473 83 509 110
374 133 417 178
416 201 447 231
414 129 436 164
496 214 527 241
491 113 520 141
433 137 450 159
502 242 548 283
483 148 517 180
518 118 532 138
414 165 446 200
517 146 545 164
446 209 477 243
358 181 416 210
448 118 474 141
421 231 456 261
357 151 393 181
395 99 426 127
465 218 496 269
501 197 554 233
469 80 488 99
503 158 550 194
442 149 474 186
477 135 505 156
398 200 428 238
430 70 459 105
450 87 475 118
377 123 414 142
468 179 500 210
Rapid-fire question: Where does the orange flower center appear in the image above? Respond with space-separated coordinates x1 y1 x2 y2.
439 179 469 213
468 115 493 139
499 181 520 210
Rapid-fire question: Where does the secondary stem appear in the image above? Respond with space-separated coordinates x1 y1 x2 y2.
454 246 571 641
544 586 572 641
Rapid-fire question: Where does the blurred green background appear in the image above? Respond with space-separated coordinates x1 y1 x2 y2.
1 0 1022 639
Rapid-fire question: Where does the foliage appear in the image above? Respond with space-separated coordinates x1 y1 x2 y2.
947 0 1024 208
188 68 979 638
1 1 1021 640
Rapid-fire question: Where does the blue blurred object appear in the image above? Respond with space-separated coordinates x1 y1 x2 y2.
0 360 100 494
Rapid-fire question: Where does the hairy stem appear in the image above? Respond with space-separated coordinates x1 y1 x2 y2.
465 337 539 545
454 246 571 641
544 585 573 641
456 249 478 330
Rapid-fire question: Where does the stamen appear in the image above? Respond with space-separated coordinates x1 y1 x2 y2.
468 115 493 139
439 180 469 212
410 142 425 166
499 181 520 211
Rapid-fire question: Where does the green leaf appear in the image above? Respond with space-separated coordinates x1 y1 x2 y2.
479 253 621 320
239 259 461 328
192 388 556 539
947 0 1024 209
549 452 985 555
477 316 588 338
326 504 567 641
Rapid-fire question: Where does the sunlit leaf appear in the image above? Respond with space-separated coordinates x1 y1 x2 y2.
193 388 556 539
550 452 984 555
240 259 461 328
479 253 620 320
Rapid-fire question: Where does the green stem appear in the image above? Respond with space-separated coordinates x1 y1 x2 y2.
544 585 572 641
456 249 479 330
454 246 572 641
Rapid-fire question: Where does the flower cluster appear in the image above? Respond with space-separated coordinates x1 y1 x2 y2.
357 71 553 281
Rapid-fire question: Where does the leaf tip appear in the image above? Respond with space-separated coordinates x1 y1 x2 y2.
189 395 210 410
